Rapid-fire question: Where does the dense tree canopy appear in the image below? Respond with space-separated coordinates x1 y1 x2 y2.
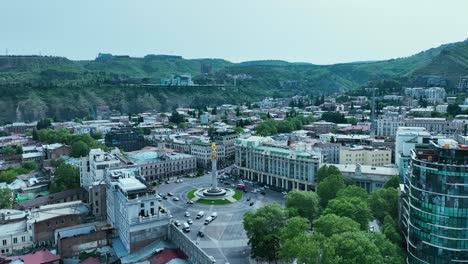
285 190 320 222
384 176 400 189
51 163 80 192
317 165 342 182
313 214 361 237
317 174 346 207
323 197 372 230
0 188 13 209
369 187 399 222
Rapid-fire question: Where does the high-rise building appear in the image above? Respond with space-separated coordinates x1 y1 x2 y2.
400 139 468 263
395 127 431 181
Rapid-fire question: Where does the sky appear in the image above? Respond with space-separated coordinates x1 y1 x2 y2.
1 0 468 64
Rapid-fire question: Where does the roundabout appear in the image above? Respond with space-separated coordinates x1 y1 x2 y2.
188 188 242 205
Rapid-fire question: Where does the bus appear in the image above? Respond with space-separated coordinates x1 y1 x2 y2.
236 184 245 190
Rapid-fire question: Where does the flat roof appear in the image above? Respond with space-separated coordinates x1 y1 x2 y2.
328 164 398 175
118 178 146 192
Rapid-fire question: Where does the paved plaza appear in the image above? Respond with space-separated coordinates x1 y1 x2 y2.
156 174 285 264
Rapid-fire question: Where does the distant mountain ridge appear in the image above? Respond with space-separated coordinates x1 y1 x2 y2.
0 38 467 124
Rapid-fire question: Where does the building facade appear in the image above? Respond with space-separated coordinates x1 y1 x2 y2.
105 127 146 152
394 127 431 181
212 129 239 161
340 146 392 167
400 139 468 263
235 137 320 191
312 142 340 164
330 163 397 192
105 168 171 254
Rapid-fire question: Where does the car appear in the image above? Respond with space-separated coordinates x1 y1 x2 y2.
187 200 194 204
260 191 266 195
259 187 265 191
369 226 375 232
174 220 181 226
185 211 190 217
157 196 162 201
249 202 254 206
231 184 235 187
167 192 173 196
175 179 180 183
179 179 184 183
162 195 168 200
246 197 251 201
165 180 170 184
173 197 180 201
187 219 193 225
264 186 270 189
197 231 205 237
252 190 257 193
224 182 230 185
281 191 288 195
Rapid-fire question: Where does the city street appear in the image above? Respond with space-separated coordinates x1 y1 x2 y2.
156 174 285 264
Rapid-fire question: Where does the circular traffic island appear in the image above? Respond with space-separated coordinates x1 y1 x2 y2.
187 187 242 205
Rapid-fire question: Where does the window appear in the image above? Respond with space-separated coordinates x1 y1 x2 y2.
13 238 17 244
2 240 6 246
21 236 25 242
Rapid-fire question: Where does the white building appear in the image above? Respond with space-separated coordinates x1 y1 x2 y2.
330 163 398 192
105 167 170 254
340 146 392 167
424 87 446 104
394 127 431 181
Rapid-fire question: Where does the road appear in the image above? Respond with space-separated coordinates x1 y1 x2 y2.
156 174 285 264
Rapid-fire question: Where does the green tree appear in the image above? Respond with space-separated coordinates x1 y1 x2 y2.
243 203 287 261
285 190 320 222
323 197 372 230
384 176 400 189
317 174 346 207
0 188 13 209
235 106 241 116
51 163 80 192
279 233 337 264
232 127 244 133
279 216 309 242
336 185 369 201
90 132 103 140
313 214 361 237
382 215 402 245
327 231 383 264
369 233 405 264
21 161 38 171
317 165 342 182
368 188 399 222
211 106 217 115
71 140 90 158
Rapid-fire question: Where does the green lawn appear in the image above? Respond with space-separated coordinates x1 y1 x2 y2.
187 189 196 199
197 198 232 205
232 190 243 200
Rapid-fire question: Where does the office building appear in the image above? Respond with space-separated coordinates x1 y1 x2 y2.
400 139 468 263
340 146 392 167
105 127 146 152
312 142 340 164
212 128 239 161
235 136 320 191
394 127 431 181
330 163 397 192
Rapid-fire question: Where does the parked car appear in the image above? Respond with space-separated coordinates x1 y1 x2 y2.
174 220 181 226
198 231 205 237
187 219 193 225
249 202 254 206
185 211 190 217
173 197 180 201
162 195 168 200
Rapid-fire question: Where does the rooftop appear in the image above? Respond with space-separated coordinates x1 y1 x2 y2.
118 178 147 192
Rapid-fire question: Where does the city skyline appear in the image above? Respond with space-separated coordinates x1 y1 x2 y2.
1 0 468 64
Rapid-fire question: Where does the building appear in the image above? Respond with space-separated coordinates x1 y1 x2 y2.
105 127 145 152
0 210 31 255
128 147 196 182
303 121 337 135
3 122 36 134
400 139 468 263
312 142 340 164
235 136 320 191
376 116 405 137
394 127 431 181
424 87 446 104
80 149 122 220
191 141 226 169
43 143 72 160
377 117 468 138
330 163 397 192
105 167 171 254
340 146 391 167
212 129 239 161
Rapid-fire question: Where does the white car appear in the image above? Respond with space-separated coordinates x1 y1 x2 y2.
174 220 181 226
187 200 194 204
187 219 193 225
281 191 288 195
173 197 180 201
185 211 190 217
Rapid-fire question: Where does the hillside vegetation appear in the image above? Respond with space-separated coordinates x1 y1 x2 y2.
0 39 467 124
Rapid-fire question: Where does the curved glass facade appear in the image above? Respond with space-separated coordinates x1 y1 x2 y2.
404 142 468 263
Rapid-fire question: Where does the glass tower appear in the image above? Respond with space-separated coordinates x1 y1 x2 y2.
401 139 468 263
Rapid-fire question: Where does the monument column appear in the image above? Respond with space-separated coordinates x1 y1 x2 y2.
211 142 218 191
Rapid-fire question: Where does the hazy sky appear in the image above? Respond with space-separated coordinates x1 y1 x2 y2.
2 0 468 64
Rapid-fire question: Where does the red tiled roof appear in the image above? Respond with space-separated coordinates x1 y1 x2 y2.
9 250 60 264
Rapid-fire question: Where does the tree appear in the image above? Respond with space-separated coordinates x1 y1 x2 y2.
447 104 461 116
313 214 360 237
384 176 400 189
279 216 309 242
368 188 399 222
235 106 241 116
21 161 38 171
0 188 13 209
169 111 185 124
211 106 217 115
327 231 384 264
382 215 402 245
321 112 346 123
90 132 103 140
51 163 80 192
336 185 368 201
32 128 39 141
243 203 287 261
323 197 372 230
317 174 346 207
279 233 337 264
285 190 320 222
232 127 244 133
369 233 405 264
71 140 90 158
317 165 342 182
36 118 52 130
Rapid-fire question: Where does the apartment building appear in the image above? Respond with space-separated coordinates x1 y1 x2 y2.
340 146 391 167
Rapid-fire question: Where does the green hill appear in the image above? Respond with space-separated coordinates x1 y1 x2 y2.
0 39 467 124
